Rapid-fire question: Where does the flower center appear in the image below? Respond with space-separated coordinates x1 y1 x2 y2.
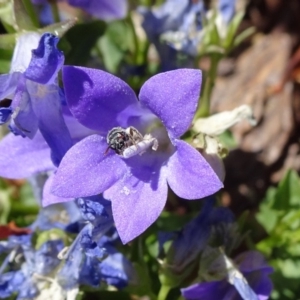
106 126 158 159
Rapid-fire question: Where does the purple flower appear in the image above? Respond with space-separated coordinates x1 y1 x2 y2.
0 131 53 179
0 98 96 182
68 0 128 21
32 0 127 21
0 32 72 166
50 66 223 244
181 251 273 300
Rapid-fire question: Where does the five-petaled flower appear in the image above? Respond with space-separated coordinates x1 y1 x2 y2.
50 66 223 244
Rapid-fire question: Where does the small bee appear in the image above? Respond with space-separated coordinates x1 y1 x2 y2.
106 126 158 158
106 126 142 155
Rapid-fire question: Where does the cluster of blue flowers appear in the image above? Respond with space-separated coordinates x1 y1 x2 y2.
0 0 274 299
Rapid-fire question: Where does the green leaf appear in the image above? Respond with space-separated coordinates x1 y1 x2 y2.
156 211 191 231
98 34 124 73
0 1 15 32
13 0 36 31
0 49 13 73
276 259 300 278
210 23 221 46
64 21 106 66
233 27 256 48
22 0 39 28
223 11 244 51
218 130 237 150
256 188 278 234
0 34 17 50
125 262 156 300
0 180 11 224
98 20 134 73
200 44 225 56
40 18 77 38
274 170 300 210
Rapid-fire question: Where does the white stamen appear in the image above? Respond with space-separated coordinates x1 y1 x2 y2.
123 136 159 159
57 246 69 260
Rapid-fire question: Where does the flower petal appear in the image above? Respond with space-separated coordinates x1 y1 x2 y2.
235 251 273 274
105 155 168 244
166 140 223 199
100 253 131 288
62 66 140 133
245 270 273 300
181 281 227 300
139 69 201 138
24 33 64 85
12 80 38 139
27 81 73 166
0 72 20 100
10 33 41 73
42 174 73 207
0 132 53 179
231 276 260 300
68 0 128 21
51 135 127 199
0 107 12 125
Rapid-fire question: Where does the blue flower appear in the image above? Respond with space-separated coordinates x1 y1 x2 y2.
139 0 204 69
57 197 133 290
0 238 64 299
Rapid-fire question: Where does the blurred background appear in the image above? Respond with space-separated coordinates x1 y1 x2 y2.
1 0 300 299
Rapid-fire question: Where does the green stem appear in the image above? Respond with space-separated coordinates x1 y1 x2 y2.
157 285 171 300
10 204 39 216
49 0 60 23
195 54 220 119
128 12 139 65
22 0 40 28
142 40 150 66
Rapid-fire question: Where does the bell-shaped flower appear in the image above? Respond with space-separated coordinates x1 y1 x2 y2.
159 198 235 286
50 66 223 244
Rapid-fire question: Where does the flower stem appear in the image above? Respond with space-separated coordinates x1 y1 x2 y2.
22 0 40 28
49 0 60 23
195 54 221 119
157 285 171 300
128 12 139 65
